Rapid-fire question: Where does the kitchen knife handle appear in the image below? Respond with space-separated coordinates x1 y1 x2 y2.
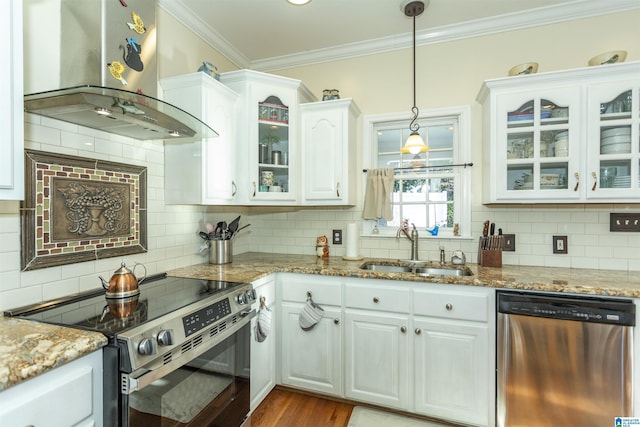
482 220 490 237
489 222 495 235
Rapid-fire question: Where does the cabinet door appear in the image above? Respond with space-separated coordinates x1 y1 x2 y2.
493 87 581 202
161 73 238 204
0 0 23 200
280 302 342 396
586 80 640 200
301 99 358 205
344 310 410 410
413 317 489 426
251 277 277 410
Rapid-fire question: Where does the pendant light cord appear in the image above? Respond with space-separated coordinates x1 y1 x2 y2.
409 12 420 133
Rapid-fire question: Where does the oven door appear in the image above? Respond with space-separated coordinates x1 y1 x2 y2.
120 313 253 427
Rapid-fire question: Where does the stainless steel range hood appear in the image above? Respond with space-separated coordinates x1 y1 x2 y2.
23 0 217 141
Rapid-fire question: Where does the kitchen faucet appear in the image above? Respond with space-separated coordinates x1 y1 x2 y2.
397 221 419 261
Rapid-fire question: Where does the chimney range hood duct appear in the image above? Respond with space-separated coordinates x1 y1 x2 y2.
23 0 217 141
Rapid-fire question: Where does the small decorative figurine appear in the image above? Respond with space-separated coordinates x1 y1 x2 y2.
453 223 460 236
316 235 329 258
197 61 220 80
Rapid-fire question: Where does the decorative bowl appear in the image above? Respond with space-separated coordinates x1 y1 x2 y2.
588 50 627 66
508 62 539 76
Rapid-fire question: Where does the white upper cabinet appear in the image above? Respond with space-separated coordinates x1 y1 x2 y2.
220 70 315 205
301 99 360 206
478 61 640 204
0 0 24 200
161 73 239 204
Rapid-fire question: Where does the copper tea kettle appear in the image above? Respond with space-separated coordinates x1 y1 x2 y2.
99 262 146 298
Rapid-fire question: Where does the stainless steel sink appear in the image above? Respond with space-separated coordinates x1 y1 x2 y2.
360 264 413 273
359 262 473 277
413 266 473 277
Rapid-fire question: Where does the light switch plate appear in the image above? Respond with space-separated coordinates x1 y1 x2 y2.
610 213 640 232
502 234 516 251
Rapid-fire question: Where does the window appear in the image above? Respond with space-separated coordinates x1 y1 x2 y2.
362 106 472 238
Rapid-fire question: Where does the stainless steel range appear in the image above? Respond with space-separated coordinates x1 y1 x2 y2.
5 273 256 427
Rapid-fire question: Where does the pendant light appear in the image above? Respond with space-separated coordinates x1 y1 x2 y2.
401 0 429 154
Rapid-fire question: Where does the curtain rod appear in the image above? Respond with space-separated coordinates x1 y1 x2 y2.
362 162 473 173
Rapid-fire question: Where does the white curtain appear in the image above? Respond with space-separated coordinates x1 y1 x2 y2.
362 168 395 221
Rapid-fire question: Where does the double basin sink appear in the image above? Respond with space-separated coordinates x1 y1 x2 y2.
360 261 473 277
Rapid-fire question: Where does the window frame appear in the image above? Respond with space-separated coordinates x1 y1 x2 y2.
361 105 472 238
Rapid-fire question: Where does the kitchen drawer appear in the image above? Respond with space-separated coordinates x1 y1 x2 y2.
279 274 342 306
413 287 490 322
345 282 410 313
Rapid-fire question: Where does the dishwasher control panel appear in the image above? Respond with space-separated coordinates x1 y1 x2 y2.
497 291 636 326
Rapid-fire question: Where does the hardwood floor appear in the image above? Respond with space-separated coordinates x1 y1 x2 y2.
251 388 354 427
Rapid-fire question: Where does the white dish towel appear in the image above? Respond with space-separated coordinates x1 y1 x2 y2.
255 297 272 342
298 292 324 331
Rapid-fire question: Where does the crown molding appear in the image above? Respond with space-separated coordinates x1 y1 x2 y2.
160 0 640 72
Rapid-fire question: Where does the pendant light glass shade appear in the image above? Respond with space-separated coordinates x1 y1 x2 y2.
401 131 428 154
401 0 429 154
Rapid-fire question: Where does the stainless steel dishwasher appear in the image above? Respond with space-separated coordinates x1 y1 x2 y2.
497 291 635 427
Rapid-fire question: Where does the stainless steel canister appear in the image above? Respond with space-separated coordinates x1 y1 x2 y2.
272 150 282 165
209 240 232 264
259 143 269 163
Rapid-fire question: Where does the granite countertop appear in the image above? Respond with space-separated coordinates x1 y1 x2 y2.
168 252 640 298
0 317 107 392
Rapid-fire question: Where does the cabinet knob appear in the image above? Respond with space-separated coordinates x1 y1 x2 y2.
415 328 421 335
400 326 407 333
334 318 340 325
373 296 380 303
445 303 453 311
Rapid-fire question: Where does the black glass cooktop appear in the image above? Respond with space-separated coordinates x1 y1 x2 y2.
4 274 248 337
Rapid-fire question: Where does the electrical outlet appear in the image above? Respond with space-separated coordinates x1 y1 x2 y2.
610 213 640 232
502 234 516 251
553 236 568 254
332 229 342 245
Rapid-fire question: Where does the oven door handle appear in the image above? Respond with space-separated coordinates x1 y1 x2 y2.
122 309 256 395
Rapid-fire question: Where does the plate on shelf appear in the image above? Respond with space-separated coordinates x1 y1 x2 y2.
611 176 631 188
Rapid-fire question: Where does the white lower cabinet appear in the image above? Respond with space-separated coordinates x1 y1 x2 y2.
278 274 343 396
250 276 277 410
275 274 495 427
0 350 103 427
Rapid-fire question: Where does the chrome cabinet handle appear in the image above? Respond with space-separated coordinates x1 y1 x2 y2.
415 328 421 335
445 303 453 311
400 326 407 333
373 296 379 303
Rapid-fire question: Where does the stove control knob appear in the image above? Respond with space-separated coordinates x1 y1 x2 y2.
237 292 248 305
246 289 257 302
138 338 156 356
157 329 174 347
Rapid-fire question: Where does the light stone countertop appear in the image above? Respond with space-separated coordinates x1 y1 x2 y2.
3 251 639 393
0 316 107 391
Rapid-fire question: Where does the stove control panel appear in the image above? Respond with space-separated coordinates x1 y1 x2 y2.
183 298 232 337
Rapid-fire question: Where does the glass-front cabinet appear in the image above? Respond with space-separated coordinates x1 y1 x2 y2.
478 61 640 204
221 70 315 205
586 82 640 200
493 88 581 202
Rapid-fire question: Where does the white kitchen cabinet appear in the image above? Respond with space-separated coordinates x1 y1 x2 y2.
250 275 277 410
220 70 315 205
0 350 103 427
344 281 411 410
478 61 640 204
278 274 343 396
413 286 493 426
161 72 239 204
300 98 360 205
0 0 24 200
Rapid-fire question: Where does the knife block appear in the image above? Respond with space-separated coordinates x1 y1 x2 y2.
477 238 502 267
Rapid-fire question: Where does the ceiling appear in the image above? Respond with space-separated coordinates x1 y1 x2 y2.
159 0 640 71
